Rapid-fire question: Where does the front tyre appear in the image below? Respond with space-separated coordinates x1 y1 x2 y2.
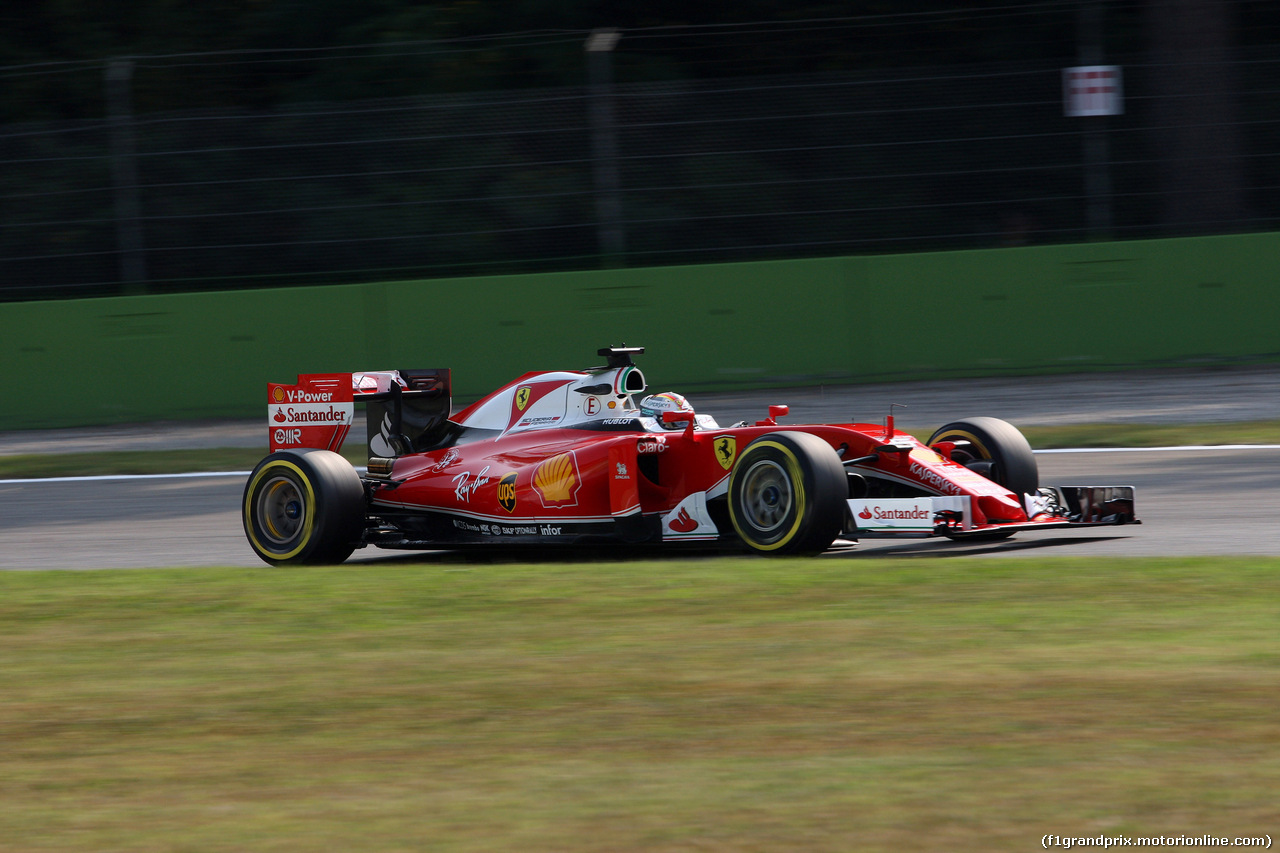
243 449 366 566
927 417 1038 497
928 417 1038 542
728 432 846 555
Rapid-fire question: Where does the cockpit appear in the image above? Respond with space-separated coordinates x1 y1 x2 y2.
453 346 717 435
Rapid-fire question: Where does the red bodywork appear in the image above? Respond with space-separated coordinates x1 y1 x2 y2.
259 355 1136 553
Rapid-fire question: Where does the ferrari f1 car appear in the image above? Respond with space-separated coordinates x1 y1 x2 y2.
242 346 1138 565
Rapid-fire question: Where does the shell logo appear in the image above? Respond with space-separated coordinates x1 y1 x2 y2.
272 386 285 403
912 446 942 466
533 452 581 507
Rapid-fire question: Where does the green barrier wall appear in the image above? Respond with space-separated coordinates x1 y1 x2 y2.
3 233 1278 430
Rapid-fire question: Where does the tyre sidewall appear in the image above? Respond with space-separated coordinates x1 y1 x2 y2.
728 432 845 555
927 416 1038 497
243 449 364 565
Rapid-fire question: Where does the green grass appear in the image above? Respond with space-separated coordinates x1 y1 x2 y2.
3 421 1279 480
2 557 1277 852
1018 420 1280 449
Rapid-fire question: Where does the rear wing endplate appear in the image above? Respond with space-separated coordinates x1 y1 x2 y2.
268 373 355 454
267 369 451 456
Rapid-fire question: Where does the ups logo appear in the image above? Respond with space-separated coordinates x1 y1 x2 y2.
497 472 517 513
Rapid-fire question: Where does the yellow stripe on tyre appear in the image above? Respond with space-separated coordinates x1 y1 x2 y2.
934 429 991 460
243 460 316 562
728 439 807 552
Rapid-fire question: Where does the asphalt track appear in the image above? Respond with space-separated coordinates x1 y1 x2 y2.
2 365 1276 569
1 447 1276 569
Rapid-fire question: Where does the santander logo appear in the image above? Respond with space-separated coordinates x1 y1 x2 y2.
669 507 698 533
862 505 931 521
271 406 348 424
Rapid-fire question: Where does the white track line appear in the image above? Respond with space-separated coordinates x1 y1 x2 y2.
0 471 254 485
2 446 1278 485
1034 444 1280 454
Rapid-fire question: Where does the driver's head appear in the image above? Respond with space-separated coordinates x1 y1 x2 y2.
639 392 693 429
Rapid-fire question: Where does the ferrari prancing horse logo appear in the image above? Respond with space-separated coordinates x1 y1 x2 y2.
714 436 737 470
515 386 531 411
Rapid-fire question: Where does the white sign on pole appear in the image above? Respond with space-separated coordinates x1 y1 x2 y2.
1063 65 1123 117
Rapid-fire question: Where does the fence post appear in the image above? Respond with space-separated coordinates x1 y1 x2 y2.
1077 2 1113 238
585 29 625 267
105 59 148 291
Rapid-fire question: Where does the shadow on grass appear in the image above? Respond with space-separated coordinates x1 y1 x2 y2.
342 534 1130 566
347 541 749 567
852 535 1134 558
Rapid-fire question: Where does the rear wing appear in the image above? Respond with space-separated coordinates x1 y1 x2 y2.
267 369 451 457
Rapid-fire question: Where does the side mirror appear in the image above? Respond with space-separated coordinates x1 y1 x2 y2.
662 409 698 438
756 404 789 426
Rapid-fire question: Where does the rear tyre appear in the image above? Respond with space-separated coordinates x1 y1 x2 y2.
927 417 1038 541
728 432 846 555
243 449 366 566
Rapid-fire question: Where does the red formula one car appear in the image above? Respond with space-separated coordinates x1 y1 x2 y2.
242 346 1138 565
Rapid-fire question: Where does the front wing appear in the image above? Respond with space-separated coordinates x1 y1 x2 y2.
847 485 1139 538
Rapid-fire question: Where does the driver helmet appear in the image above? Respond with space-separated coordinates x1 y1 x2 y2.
640 392 693 429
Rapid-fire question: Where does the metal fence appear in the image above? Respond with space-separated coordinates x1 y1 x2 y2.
3 47 1279 301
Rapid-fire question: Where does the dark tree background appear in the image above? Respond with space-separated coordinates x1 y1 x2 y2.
2 1 1278 299
0 1 1165 117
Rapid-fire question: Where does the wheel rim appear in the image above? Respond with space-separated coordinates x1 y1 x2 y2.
929 419 1039 500
938 432 995 477
738 459 793 534
257 474 306 546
